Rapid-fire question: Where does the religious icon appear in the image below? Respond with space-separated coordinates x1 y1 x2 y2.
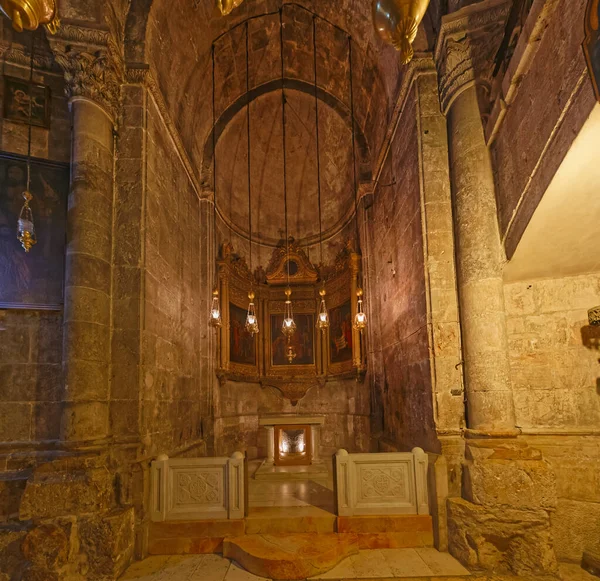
0 155 67 308
584 0 600 102
3 77 51 128
271 313 315 366
229 302 257 365
329 300 353 364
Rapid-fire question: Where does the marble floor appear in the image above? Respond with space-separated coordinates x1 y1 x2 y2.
247 459 335 512
120 556 600 581
120 548 471 581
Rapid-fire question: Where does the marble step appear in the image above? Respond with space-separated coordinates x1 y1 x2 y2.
223 532 359 580
246 506 337 534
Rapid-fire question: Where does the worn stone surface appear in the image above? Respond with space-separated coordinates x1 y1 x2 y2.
78 508 135 580
19 459 113 521
505 274 600 429
223 532 359 579
447 497 558 575
464 458 557 510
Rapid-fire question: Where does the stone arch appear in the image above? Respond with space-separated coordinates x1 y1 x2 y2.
200 77 372 189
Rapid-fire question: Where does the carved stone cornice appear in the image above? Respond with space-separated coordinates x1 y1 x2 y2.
434 0 511 114
49 24 123 120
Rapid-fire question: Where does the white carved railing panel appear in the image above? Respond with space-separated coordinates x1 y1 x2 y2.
151 452 245 522
335 448 429 516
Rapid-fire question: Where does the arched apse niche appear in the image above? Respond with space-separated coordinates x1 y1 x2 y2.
201 77 372 268
136 1 396 188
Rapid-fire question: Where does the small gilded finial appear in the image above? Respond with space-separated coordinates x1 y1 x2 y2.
248 290 255 301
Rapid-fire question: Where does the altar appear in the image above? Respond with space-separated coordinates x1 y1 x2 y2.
254 415 329 480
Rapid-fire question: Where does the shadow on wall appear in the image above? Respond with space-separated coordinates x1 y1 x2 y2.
580 324 600 395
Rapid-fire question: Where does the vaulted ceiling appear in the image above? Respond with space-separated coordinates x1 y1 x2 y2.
70 0 443 256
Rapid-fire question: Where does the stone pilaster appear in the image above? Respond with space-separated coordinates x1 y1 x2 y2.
435 0 516 432
50 26 122 442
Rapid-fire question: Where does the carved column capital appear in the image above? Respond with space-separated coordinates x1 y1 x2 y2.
49 24 123 120
434 0 511 114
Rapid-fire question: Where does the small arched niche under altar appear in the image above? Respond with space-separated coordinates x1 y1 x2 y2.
215 238 366 404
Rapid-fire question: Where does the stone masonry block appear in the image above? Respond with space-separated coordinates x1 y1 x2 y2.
448 497 558 575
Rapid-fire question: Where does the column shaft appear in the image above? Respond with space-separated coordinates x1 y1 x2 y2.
447 86 514 431
62 98 115 442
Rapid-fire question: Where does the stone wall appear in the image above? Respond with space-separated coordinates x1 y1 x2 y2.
213 377 370 458
139 95 213 458
504 273 600 429
0 25 70 460
370 87 437 453
503 273 600 564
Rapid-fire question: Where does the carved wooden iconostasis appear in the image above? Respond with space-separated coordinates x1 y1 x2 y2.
215 238 366 404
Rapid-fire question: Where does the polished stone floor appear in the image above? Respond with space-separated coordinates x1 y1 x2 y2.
120 554 595 580
247 459 335 512
120 549 469 580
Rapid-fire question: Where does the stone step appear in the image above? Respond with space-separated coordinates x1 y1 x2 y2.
223 532 359 580
246 506 337 534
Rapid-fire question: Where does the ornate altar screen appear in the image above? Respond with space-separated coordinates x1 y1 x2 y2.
215 239 366 403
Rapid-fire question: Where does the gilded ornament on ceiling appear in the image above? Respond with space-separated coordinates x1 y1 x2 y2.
372 0 431 64
0 0 59 33
217 0 244 16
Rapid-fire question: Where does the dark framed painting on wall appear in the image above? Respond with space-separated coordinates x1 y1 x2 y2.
0 153 68 309
229 302 257 365
329 300 353 365
3 77 51 128
270 313 315 366
584 0 600 102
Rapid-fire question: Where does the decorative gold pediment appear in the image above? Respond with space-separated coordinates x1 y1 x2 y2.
266 237 318 286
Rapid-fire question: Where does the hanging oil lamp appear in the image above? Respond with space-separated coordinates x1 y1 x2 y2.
282 287 296 338
353 288 368 332
245 290 259 335
17 191 36 252
372 0 431 65
209 288 222 327
216 0 244 16
17 30 38 253
317 287 329 331
0 0 59 33
209 43 222 329
286 338 297 364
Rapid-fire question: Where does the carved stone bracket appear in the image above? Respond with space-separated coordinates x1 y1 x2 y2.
259 376 326 406
49 24 123 121
434 0 511 115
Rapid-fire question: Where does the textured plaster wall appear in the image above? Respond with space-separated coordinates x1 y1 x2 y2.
139 98 212 457
213 377 370 458
504 273 600 429
370 88 436 452
491 0 597 257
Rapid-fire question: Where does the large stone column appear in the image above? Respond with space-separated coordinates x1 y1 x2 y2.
436 0 515 432
52 33 121 443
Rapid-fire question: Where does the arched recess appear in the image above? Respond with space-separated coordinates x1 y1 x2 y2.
201 77 371 185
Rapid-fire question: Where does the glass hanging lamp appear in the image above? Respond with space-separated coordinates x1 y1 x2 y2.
209 288 222 327
209 43 221 329
246 290 259 335
17 191 36 252
317 287 329 331
17 30 37 253
353 288 367 331
282 287 296 337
